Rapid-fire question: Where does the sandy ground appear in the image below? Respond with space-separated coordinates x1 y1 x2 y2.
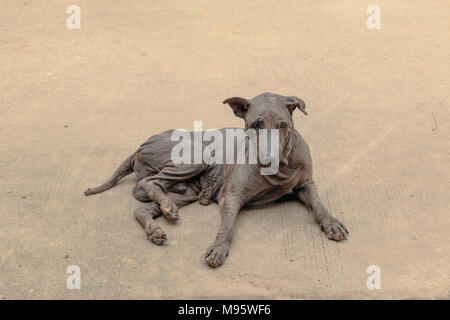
0 0 449 299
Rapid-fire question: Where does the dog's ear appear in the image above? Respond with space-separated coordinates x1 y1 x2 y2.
285 96 307 115
223 97 249 119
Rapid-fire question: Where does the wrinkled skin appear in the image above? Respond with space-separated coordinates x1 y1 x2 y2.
84 92 348 268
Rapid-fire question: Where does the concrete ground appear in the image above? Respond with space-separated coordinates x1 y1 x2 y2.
0 0 449 299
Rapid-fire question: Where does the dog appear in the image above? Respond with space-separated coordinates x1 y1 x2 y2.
84 92 348 268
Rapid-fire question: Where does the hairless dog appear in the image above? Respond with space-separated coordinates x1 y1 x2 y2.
84 92 348 268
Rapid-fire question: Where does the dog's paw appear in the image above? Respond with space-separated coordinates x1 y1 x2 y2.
320 217 349 241
160 199 179 221
204 243 229 267
144 222 167 245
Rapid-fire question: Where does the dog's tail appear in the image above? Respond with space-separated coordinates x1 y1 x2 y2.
84 152 136 196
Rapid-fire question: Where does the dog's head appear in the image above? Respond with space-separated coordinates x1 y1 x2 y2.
223 92 306 171
223 92 306 146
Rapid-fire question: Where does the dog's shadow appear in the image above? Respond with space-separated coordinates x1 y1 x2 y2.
243 192 303 210
236 192 311 228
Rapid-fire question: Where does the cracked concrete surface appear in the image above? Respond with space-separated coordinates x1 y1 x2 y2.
0 0 449 299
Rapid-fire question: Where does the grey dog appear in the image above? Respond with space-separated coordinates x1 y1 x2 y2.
85 92 348 268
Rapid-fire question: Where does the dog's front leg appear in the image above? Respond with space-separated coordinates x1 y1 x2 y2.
204 195 243 267
295 183 349 241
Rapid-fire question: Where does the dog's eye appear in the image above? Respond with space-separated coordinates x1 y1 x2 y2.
279 122 287 129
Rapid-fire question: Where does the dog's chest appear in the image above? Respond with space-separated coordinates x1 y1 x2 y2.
248 164 304 205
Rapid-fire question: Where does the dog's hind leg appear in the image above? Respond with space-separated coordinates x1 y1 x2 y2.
84 152 136 196
134 203 167 245
134 187 199 244
138 179 180 221
137 163 207 221
132 182 190 203
132 185 151 203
